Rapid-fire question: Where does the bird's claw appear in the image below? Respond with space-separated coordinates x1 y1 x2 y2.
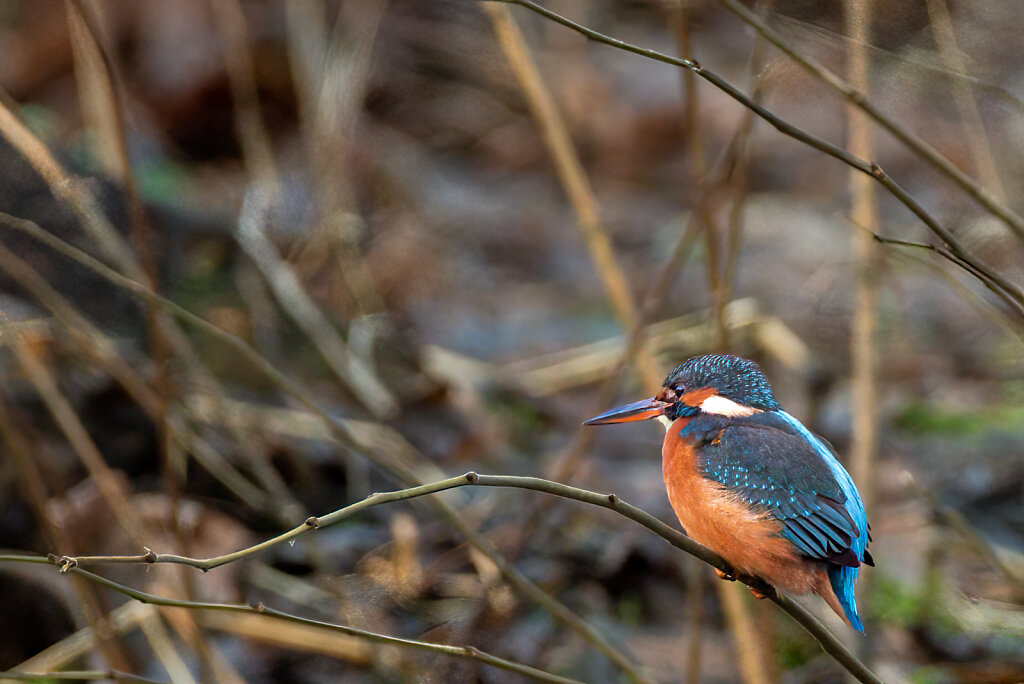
714 568 736 582
749 587 769 600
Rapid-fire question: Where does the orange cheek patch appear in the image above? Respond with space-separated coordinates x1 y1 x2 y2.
679 387 716 406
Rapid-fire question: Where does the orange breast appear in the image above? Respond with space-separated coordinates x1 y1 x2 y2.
662 418 822 596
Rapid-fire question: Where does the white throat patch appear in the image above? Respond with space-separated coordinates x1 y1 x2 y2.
700 395 756 417
656 415 672 431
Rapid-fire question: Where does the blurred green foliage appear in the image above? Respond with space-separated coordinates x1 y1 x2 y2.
895 401 1024 436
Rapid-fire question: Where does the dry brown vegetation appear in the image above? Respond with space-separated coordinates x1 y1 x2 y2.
0 1 1022 682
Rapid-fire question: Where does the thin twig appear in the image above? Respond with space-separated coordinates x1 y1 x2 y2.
715 0 1024 239
0 211 649 684
235 189 399 418
482 3 663 388
494 0 1024 320
865 229 1024 323
0 241 276 516
28 472 883 684
0 670 164 683
1 322 145 547
0 555 583 684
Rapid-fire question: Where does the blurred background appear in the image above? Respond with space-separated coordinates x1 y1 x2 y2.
0 0 1022 682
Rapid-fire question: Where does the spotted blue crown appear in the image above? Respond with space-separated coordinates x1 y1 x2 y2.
665 354 781 411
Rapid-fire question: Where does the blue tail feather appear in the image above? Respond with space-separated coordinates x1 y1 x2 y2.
828 565 864 633
777 411 869 633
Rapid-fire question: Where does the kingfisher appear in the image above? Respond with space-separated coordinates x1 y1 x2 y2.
585 354 873 631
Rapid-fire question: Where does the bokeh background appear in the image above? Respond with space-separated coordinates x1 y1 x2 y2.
0 0 1022 682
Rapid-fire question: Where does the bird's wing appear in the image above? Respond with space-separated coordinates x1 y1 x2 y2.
681 416 866 567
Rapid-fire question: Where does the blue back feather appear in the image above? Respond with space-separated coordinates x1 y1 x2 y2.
664 354 869 631
777 411 868 633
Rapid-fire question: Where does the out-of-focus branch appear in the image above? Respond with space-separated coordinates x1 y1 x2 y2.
672 2 769 675
0 556 583 684
0 669 164 683
1 321 145 548
0 75 307 527
0 241 294 520
492 1 1024 321
482 3 663 389
235 189 399 418
209 0 280 191
926 0 1006 203
31 471 883 684
715 0 1024 239
11 602 197 683
0 86 137 276
847 0 881 660
284 1 388 315
902 472 1024 594
0 392 134 672
0 211 649 684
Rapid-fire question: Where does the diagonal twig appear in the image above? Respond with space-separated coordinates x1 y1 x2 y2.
865 229 1024 324
0 210 651 684
235 189 399 418
34 472 883 684
483 3 663 389
0 555 583 684
716 0 1024 239
0 669 164 683
493 0 1024 320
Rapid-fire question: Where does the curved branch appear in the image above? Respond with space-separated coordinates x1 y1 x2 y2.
493 0 1024 320
0 555 582 684
35 473 883 684
867 228 1024 325
716 0 1024 239
0 211 650 684
0 670 162 683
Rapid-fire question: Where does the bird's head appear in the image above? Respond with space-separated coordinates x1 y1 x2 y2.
584 354 781 427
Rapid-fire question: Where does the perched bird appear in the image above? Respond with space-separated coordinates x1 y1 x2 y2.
585 354 873 631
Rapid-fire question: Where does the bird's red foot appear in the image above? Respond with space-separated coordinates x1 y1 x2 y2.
749 587 770 600
714 568 736 582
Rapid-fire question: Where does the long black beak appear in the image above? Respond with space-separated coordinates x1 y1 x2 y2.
583 397 670 425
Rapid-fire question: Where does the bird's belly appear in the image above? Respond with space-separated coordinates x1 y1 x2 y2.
662 436 819 595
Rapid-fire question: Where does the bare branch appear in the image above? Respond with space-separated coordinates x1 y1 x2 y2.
0 669 164 683
236 189 399 418
0 210 649 683
482 3 663 388
0 555 582 684
494 0 1024 319
866 229 1024 323
34 472 883 684
716 0 1024 239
